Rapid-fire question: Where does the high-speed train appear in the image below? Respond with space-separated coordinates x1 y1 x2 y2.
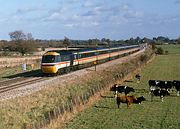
41 45 140 75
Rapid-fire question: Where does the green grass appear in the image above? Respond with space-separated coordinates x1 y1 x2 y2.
61 45 180 129
159 44 180 55
0 64 39 81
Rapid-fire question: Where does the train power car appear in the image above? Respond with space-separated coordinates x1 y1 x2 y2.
41 45 140 75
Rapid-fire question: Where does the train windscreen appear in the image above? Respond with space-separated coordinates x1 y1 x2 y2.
42 55 60 63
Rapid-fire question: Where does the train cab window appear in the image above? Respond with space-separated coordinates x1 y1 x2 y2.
42 55 56 63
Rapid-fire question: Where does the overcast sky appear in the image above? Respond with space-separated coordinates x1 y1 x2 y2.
0 0 180 40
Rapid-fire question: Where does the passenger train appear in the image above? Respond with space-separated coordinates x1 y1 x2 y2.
41 45 141 75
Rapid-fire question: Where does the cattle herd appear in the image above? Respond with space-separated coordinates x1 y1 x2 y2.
110 77 180 108
149 80 180 102
110 84 146 108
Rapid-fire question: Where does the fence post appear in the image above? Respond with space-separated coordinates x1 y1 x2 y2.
58 105 61 116
53 108 57 119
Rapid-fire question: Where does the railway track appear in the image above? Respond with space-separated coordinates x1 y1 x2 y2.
0 77 50 93
0 69 50 94
0 48 145 96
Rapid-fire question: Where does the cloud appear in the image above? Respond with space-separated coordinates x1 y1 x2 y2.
124 10 144 19
148 15 179 25
47 12 62 21
16 7 42 14
43 2 144 28
64 23 76 27
82 1 95 7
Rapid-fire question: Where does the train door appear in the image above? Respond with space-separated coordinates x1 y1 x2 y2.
70 54 74 66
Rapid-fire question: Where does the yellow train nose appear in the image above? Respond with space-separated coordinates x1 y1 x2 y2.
41 65 57 74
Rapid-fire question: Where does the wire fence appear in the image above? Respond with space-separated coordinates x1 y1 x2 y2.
26 83 109 129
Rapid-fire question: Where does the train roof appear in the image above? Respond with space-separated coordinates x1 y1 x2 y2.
45 49 79 55
44 45 139 55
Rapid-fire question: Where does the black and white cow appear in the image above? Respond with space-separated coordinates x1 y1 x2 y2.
148 80 161 91
148 80 173 93
133 96 146 104
110 84 135 96
157 81 173 92
150 89 170 102
172 80 180 96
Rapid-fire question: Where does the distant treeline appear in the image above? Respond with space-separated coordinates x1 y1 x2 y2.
0 30 180 56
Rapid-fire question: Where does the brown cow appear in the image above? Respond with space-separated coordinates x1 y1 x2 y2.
116 93 137 108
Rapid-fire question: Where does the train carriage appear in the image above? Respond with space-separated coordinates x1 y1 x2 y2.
41 45 140 75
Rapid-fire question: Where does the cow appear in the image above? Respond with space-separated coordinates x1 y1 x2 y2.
157 81 173 92
135 74 141 83
150 89 170 102
148 80 173 93
116 93 137 108
110 84 135 96
133 96 146 104
172 80 180 96
148 80 161 91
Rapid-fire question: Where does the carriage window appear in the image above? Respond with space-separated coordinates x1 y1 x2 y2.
61 55 70 61
78 54 81 58
99 50 108 55
55 56 61 62
81 52 96 58
74 54 78 59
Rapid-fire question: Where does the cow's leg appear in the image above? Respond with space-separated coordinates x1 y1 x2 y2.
127 102 131 108
149 86 152 94
160 96 164 102
177 90 180 96
115 91 118 98
116 98 120 108
117 103 120 108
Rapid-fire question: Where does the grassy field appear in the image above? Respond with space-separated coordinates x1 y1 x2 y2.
0 64 40 81
61 45 180 129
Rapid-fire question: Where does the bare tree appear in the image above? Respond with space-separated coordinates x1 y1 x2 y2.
9 30 26 41
9 30 37 55
27 33 33 40
63 36 70 50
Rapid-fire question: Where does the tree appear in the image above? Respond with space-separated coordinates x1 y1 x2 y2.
9 30 37 55
156 47 164 55
27 33 33 40
135 36 141 44
87 39 100 48
177 37 180 44
63 36 70 50
151 44 156 51
106 39 110 47
9 30 26 41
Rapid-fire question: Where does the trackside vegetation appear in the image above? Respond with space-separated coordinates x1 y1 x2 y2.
61 45 180 129
0 48 153 129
